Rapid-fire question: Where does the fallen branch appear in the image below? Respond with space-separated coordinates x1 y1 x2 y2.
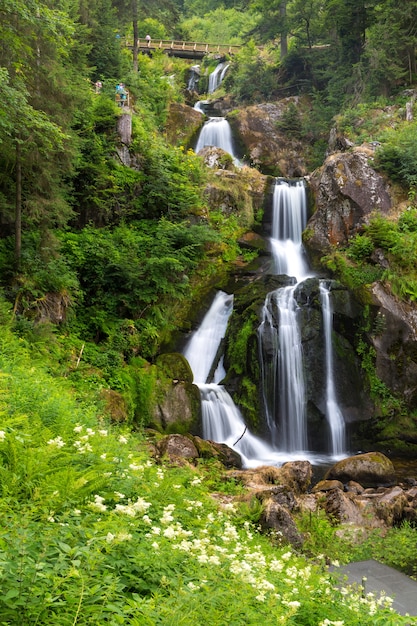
233 426 247 446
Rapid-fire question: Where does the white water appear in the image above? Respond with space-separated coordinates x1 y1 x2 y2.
184 180 347 467
320 283 346 456
208 62 229 94
187 65 200 91
194 117 240 165
184 291 294 468
270 179 310 280
257 180 347 459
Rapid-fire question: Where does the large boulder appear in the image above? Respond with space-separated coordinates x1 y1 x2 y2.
151 353 201 433
306 148 392 264
165 102 204 146
229 99 308 176
324 452 396 487
261 499 304 548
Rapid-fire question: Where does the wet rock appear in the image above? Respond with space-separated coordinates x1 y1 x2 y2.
279 461 313 494
345 481 365 495
229 99 308 176
165 102 204 146
374 486 408 525
369 283 417 410
324 452 396 488
261 499 304 548
192 436 242 468
157 434 199 461
312 479 344 493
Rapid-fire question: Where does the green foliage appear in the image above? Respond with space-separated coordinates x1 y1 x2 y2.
321 251 383 290
299 510 417 578
225 41 280 104
58 219 218 352
227 318 253 375
347 234 374 262
276 102 302 137
181 8 255 44
0 327 413 625
356 337 404 417
375 122 417 188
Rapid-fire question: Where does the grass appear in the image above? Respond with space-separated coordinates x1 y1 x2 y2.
0 323 415 624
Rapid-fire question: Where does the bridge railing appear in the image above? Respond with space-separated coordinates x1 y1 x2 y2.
126 39 241 56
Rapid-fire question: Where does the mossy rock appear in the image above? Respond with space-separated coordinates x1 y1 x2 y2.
324 451 396 487
155 352 193 383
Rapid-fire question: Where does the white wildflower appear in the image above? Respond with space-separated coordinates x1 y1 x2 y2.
190 477 201 486
98 429 108 436
106 532 115 543
187 582 200 591
0 430 6 440
118 435 128 444
47 436 65 448
129 463 143 471
90 494 107 512
163 526 176 539
132 497 151 513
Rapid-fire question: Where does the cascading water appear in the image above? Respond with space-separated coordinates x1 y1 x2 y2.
320 282 346 457
184 180 347 467
183 292 287 468
208 62 229 94
258 179 347 459
187 65 200 91
194 117 241 166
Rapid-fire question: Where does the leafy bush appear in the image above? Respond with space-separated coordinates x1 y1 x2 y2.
375 122 417 188
347 234 374 261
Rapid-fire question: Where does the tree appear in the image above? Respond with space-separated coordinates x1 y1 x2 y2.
0 0 90 264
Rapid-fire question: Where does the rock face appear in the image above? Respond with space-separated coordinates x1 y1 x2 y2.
151 353 201 434
229 99 308 176
369 283 417 409
324 452 396 487
306 147 392 263
165 102 204 146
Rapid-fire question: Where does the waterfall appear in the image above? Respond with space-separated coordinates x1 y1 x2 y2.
258 286 307 453
258 180 310 453
270 179 309 280
187 65 200 91
183 291 233 385
183 291 289 468
320 282 346 456
183 180 347 467
194 117 239 163
208 62 229 94
258 179 347 458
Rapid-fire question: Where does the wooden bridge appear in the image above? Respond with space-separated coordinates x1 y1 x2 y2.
126 39 241 60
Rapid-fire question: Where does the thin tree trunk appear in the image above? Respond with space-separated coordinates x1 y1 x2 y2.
132 0 138 72
15 139 22 266
280 1 288 59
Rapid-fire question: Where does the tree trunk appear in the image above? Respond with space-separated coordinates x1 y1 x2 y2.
132 0 138 72
280 1 288 59
15 140 22 266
